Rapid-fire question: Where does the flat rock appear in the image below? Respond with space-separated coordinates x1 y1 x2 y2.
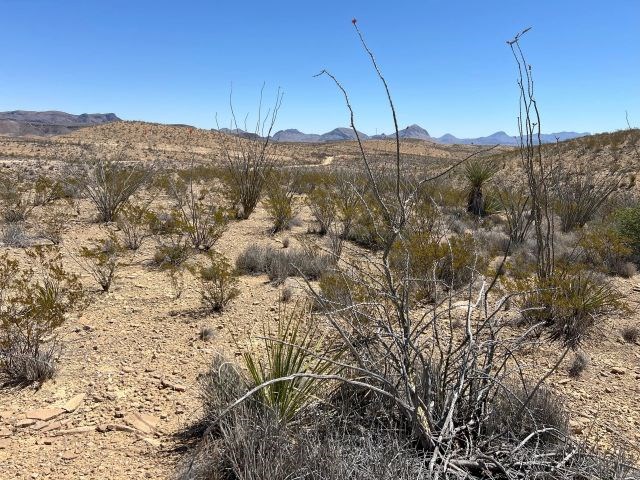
61 451 78 461
62 394 86 413
124 413 160 435
41 421 64 433
160 379 186 392
0 428 12 438
25 407 65 421
16 419 36 428
0 438 10 449
0 410 13 420
141 436 161 447
611 367 626 375
54 426 95 436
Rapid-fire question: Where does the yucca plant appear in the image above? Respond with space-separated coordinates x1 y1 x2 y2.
464 159 498 216
243 305 337 422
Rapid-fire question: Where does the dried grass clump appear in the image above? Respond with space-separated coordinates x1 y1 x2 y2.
568 351 589 378
621 325 639 344
236 244 332 285
1 223 29 248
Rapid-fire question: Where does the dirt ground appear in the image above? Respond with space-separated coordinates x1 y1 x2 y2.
1 125 639 479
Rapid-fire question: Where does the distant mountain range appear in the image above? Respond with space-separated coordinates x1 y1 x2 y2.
0 110 120 136
271 124 589 145
0 111 589 145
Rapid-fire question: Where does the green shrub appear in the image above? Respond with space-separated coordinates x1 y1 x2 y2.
390 232 487 302
263 174 299 233
244 305 335 422
614 205 640 262
190 253 240 312
0 247 84 384
578 226 635 277
116 202 153 250
78 234 123 292
508 268 624 348
307 185 337 235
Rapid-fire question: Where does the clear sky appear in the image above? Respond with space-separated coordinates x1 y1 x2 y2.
1 0 638 137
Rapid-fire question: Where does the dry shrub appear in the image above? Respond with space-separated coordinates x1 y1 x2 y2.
236 244 332 284
495 183 532 245
280 286 293 303
0 178 35 223
33 176 66 206
621 325 639 344
78 234 123 292
38 207 69 245
552 169 619 232
169 173 229 250
568 351 589 378
475 228 511 256
0 247 84 385
148 209 179 236
71 148 154 222
1 223 29 248
484 380 568 446
190 253 239 312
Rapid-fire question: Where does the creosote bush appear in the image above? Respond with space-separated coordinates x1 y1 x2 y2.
508 268 624 348
78 234 123 292
263 172 299 233
578 226 636 277
116 202 153 250
190 252 240 312
614 204 640 262
307 184 337 235
0 247 84 385
168 173 229 250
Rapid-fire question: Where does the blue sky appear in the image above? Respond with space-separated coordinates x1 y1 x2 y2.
1 0 638 137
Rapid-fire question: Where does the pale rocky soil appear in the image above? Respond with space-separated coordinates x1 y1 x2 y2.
0 124 639 479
